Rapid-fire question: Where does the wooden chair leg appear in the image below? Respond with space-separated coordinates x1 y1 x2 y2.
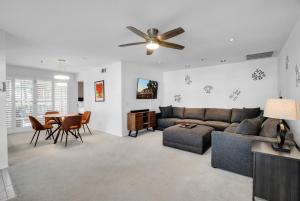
54 130 61 144
34 131 41 147
30 130 37 144
77 129 83 143
60 131 64 142
65 131 68 147
86 124 92 134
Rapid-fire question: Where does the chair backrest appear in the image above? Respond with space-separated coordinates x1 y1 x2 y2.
82 111 91 123
45 111 60 124
45 111 59 115
61 115 82 131
29 116 44 130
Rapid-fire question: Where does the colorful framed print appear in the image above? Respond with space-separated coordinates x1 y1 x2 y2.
95 80 105 102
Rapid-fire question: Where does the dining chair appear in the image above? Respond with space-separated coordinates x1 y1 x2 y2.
81 111 92 134
29 116 53 147
58 115 83 147
45 111 61 125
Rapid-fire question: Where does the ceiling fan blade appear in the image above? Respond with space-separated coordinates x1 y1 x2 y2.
127 26 149 40
118 42 146 47
159 41 185 50
146 49 153 55
158 27 185 40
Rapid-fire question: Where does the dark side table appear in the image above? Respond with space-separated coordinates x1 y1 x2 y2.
251 141 300 201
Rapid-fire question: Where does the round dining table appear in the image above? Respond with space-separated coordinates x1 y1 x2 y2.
43 113 80 144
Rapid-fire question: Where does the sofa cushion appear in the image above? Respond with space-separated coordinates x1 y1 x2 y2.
259 118 293 140
184 108 205 120
204 121 230 131
224 123 239 133
205 108 232 122
175 119 205 125
173 107 185 118
231 107 261 123
235 116 263 135
157 118 179 129
159 105 173 118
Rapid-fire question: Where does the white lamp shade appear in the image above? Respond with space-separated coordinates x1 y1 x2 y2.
264 98 299 120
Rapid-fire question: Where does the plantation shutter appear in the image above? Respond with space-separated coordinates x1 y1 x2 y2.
5 79 13 128
54 83 68 114
15 79 34 127
36 80 53 122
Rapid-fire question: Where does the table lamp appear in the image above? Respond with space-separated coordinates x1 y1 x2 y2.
264 98 299 152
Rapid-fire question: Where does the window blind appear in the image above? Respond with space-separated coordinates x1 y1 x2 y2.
15 79 34 127
36 80 53 122
54 83 68 114
5 79 13 128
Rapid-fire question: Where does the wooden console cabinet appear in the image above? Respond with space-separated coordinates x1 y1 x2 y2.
127 111 156 137
252 141 300 201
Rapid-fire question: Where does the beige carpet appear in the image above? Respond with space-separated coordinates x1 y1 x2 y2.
7 130 252 201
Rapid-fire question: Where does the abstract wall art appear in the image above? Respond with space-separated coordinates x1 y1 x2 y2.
95 80 105 102
229 89 241 101
285 56 289 70
184 64 192 85
203 85 213 94
185 75 192 85
252 68 266 80
296 65 300 87
174 94 182 103
101 67 107 73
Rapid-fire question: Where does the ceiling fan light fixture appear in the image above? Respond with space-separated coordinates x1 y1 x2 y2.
146 41 159 50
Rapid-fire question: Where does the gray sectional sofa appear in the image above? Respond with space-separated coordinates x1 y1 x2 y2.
158 106 295 177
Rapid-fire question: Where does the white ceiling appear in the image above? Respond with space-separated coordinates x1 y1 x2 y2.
0 0 300 72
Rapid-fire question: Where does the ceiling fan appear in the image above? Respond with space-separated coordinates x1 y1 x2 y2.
119 26 185 55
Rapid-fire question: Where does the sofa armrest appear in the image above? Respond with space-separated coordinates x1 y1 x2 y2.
211 131 255 177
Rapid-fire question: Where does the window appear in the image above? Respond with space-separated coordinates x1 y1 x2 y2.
15 79 34 127
5 78 69 131
5 79 13 128
36 80 53 122
54 82 68 115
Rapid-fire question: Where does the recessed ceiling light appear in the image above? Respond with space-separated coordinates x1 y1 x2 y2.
229 37 235 42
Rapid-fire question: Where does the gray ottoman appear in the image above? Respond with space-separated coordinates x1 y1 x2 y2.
163 124 214 154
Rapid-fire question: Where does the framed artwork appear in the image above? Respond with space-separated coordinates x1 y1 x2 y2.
94 80 105 102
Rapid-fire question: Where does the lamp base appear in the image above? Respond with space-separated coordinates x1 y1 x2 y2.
271 143 291 153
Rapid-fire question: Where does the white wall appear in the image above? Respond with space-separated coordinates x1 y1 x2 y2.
78 61 164 137
279 17 300 145
121 61 164 135
0 30 8 169
78 62 123 136
163 58 279 109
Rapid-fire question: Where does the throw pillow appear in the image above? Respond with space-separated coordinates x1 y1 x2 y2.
172 107 185 118
159 105 173 118
235 116 263 135
231 107 261 123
